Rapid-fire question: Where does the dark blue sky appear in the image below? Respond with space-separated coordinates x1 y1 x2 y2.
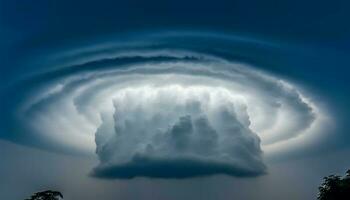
0 1 350 199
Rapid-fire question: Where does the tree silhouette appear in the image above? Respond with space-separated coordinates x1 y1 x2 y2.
25 190 63 200
318 169 350 200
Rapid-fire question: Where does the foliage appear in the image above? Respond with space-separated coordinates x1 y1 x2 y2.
25 190 63 200
318 169 350 200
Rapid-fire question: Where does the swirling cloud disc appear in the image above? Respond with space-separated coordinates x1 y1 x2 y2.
2 31 332 179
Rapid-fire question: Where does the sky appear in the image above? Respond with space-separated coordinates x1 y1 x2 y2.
0 0 350 200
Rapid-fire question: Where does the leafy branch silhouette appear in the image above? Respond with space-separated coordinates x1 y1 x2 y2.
318 169 350 200
25 190 63 200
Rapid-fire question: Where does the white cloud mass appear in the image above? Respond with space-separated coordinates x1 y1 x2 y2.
8 32 331 178
93 86 265 178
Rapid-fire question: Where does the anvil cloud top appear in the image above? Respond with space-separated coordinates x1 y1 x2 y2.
1 31 332 178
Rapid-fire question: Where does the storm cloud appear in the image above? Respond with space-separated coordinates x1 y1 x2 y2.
0 32 328 179
92 89 266 178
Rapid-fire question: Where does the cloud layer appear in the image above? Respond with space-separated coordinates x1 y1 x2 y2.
1 31 329 178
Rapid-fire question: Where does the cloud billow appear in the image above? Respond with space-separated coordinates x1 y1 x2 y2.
92 90 266 178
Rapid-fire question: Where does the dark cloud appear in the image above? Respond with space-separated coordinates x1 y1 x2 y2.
169 115 193 151
92 154 266 179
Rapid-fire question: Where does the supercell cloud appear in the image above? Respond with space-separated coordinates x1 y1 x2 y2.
1 31 330 178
